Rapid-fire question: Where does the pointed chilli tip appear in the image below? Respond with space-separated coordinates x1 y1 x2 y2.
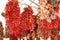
28 5 34 13
28 5 32 10
23 5 33 11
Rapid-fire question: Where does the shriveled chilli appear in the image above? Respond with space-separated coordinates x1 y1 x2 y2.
20 6 35 31
38 18 60 30
4 0 21 37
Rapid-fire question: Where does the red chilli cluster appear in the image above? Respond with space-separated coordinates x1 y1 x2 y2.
4 0 35 38
4 0 60 39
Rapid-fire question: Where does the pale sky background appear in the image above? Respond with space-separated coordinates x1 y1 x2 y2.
0 0 8 27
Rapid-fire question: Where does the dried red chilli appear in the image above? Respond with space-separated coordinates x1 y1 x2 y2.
20 6 35 31
4 0 21 37
40 19 47 29
39 18 60 30
52 16 60 29
47 21 53 29
55 4 59 13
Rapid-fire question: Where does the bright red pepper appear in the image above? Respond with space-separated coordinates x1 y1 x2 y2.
4 0 21 37
20 6 35 31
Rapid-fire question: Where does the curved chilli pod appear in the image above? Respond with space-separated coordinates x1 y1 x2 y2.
37 19 53 30
4 0 21 37
46 21 53 29
55 4 59 14
20 6 35 34
37 17 60 30
52 17 60 29
54 3 60 29
40 19 47 29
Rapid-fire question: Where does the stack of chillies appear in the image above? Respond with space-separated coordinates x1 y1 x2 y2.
21 6 35 40
36 0 60 40
4 0 21 38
